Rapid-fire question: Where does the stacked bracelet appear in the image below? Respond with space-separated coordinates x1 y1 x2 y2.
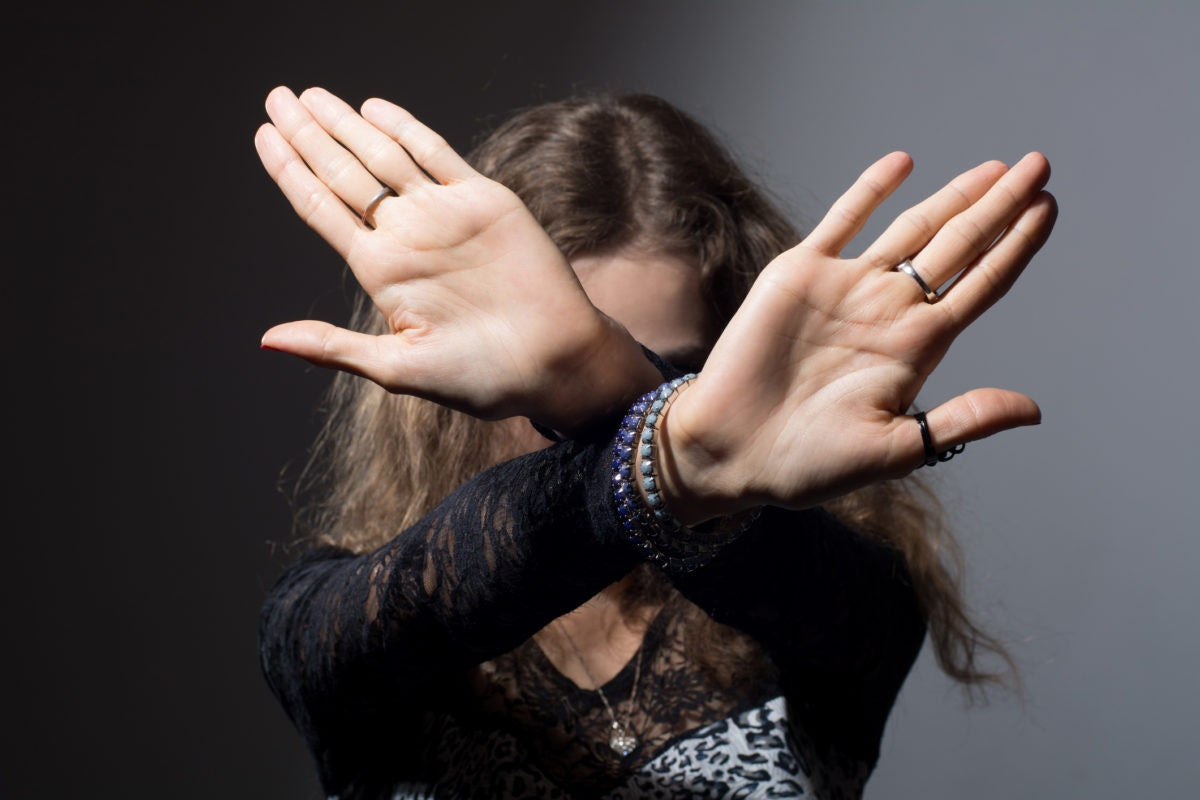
611 376 759 572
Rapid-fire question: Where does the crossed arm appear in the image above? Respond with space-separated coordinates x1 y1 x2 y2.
255 85 1056 521
254 89 1053 785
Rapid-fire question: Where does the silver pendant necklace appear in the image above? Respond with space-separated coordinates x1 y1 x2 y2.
555 620 643 757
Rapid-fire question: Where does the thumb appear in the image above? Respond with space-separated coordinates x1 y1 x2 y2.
911 387 1041 467
261 320 408 388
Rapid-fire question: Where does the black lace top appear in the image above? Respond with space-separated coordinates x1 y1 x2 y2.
259 434 926 799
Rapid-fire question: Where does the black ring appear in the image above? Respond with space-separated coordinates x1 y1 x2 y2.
939 443 966 462
913 411 964 468
914 411 937 467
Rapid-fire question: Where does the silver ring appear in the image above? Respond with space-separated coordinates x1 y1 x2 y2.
361 185 397 230
896 259 939 303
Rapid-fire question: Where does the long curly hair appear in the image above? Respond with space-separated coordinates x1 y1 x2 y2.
293 93 1013 690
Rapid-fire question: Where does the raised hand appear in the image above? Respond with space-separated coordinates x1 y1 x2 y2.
255 87 657 430
659 152 1057 522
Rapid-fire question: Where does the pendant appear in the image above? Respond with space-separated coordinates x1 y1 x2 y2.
609 721 638 756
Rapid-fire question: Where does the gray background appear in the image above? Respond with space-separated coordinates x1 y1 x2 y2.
5 1 1196 797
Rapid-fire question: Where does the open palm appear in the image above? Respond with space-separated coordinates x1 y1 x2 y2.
663 152 1057 520
256 87 643 428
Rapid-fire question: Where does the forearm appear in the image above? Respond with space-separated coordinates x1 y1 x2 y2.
672 504 925 684
528 313 665 437
681 504 926 762
259 437 641 718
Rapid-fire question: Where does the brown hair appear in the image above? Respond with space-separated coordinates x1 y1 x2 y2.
293 93 1013 690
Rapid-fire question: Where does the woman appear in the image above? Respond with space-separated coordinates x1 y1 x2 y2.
255 86 1055 799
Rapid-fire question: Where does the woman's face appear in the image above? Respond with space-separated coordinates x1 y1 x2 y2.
502 249 717 456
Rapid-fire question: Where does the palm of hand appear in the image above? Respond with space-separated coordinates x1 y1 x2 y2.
256 87 607 421
684 250 941 505
665 152 1056 518
343 178 599 417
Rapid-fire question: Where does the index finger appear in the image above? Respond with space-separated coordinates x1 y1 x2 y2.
802 152 913 256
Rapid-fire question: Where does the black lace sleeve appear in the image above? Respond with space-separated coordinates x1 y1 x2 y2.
258 437 641 791
671 504 927 764
261 346 925 786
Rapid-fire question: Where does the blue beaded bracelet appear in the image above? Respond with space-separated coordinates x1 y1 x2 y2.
611 376 759 572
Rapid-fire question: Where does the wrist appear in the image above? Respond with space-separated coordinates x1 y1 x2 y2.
655 381 753 525
532 313 663 437
612 377 760 573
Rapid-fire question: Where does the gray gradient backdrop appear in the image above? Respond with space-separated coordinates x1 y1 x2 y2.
5 1 1196 798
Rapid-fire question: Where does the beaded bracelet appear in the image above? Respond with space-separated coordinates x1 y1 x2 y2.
611 376 760 572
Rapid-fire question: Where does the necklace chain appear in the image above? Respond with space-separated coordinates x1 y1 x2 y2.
555 620 643 757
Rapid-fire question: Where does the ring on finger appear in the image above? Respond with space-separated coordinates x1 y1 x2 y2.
895 258 939 303
362 185 397 230
913 411 965 467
